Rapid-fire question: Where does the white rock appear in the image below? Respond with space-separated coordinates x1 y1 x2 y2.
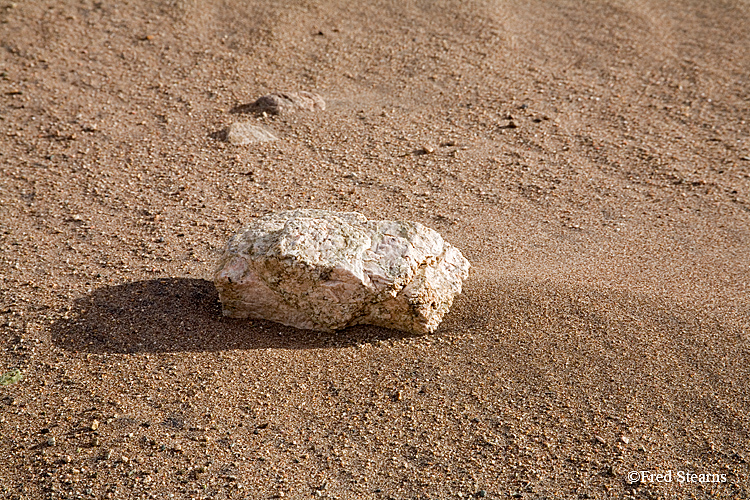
225 122 277 145
213 209 470 334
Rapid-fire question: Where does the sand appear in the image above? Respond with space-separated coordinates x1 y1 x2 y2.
1 0 749 498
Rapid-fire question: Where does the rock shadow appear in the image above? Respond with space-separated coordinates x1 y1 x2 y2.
229 103 259 115
50 278 415 354
208 128 229 142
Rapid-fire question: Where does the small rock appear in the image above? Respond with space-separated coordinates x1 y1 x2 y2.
90 420 100 431
47 437 56 447
595 435 607 445
121 456 129 463
224 122 277 145
214 209 470 334
621 435 630 444
241 91 325 115
0 368 22 386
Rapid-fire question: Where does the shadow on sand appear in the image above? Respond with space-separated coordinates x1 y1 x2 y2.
50 278 416 354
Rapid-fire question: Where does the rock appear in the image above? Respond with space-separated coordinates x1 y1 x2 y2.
224 122 277 145
0 368 22 385
240 91 325 115
214 209 470 334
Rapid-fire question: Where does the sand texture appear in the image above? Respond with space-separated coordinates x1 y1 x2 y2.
1 0 749 499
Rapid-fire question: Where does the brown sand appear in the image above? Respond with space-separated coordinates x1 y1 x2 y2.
1 0 749 498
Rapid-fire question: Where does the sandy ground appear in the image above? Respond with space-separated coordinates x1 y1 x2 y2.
1 0 749 499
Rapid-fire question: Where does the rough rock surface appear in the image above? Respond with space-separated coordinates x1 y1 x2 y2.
224 122 278 144
214 209 470 334
244 91 326 115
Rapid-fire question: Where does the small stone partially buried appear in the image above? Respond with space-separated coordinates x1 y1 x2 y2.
213 209 470 334
224 122 278 145
237 91 326 116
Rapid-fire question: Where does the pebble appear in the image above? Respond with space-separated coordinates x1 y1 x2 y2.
621 436 630 444
244 91 326 115
90 420 100 431
224 122 278 145
595 435 607 445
